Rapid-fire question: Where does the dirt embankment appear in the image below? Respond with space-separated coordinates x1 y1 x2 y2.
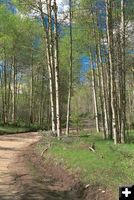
0 132 114 200
26 146 114 200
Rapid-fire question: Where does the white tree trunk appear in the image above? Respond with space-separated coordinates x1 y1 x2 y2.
90 55 100 133
105 0 118 144
120 0 126 143
53 0 61 139
98 45 109 138
66 0 73 136
39 1 56 133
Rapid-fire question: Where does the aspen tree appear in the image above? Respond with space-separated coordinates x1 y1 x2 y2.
66 0 73 136
53 0 61 138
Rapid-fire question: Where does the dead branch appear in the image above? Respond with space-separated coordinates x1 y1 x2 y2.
41 143 51 157
88 146 95 152
88 143 95 152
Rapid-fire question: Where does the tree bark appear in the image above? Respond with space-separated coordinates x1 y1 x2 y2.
105 0 118 144
53 0 61 139
39 0 56 133
30 53 34 124
12 56 17 124
66 0 73 136
3 53 8 124
120 0 126 143
90 53 100 133
98 45 109 138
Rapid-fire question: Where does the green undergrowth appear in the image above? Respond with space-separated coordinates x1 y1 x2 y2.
37 130 134 194
0 125 34 135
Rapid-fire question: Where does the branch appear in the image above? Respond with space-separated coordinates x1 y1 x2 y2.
41 143 51 157
88 146 95 152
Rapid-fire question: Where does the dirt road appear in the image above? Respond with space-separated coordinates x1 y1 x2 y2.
0 133 82 200
0 132 41 200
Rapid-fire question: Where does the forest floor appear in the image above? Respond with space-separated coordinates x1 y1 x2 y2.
0 125 38 135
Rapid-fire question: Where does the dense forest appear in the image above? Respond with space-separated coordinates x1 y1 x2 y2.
0 1 134 199
0 0 134 144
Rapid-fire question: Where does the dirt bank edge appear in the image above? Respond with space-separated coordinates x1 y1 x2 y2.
23 142 115 200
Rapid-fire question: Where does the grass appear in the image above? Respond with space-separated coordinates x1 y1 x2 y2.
0 125 33 134
37 130 134 195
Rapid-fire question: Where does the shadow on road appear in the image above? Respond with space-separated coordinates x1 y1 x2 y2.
0 183 81 200
21 185 79 200
0 195 14 200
